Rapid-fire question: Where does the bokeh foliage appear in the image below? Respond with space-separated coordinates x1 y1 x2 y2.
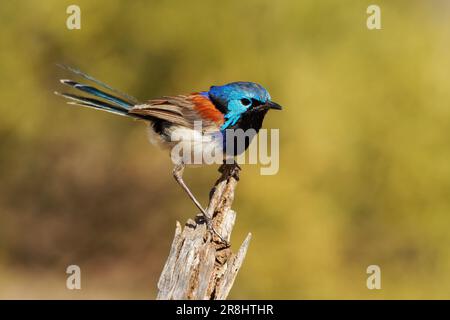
0 0 449 298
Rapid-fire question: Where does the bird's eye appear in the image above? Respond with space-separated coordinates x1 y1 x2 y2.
240 98 252 107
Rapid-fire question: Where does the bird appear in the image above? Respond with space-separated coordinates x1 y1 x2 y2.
55 65 282 243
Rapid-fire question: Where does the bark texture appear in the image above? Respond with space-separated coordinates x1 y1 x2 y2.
157 164 251 300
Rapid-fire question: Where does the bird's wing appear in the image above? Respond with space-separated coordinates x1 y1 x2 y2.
129 95 191 127
129 94 224 129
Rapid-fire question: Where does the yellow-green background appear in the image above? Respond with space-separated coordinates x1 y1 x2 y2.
1 0 449 299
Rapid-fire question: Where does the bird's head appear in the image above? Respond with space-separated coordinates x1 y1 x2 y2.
204 82 282 130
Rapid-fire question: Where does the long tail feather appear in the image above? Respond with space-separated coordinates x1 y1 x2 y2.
60 79 132 110
54 91 136 117
56 64 140 105
55 65 145 119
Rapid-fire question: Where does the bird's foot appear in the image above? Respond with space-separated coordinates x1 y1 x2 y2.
219 161 241 181
208 220 230 247
198 213 230 247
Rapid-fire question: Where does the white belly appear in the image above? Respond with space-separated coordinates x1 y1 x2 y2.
147 125 225 165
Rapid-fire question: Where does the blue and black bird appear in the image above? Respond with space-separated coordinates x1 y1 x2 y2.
55 65 282 242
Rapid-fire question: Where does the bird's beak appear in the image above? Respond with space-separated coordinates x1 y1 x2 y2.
265 101 283 110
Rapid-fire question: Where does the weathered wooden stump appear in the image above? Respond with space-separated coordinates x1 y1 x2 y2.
157 164 251 300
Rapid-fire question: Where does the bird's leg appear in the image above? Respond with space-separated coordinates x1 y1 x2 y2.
172 163 229 245
173 163 206 217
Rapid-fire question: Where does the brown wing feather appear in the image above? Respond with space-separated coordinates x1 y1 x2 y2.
129 95 220 130
129 95 191 127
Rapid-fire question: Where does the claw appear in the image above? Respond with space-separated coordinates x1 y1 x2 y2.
205 216 230 247
219 162 241 181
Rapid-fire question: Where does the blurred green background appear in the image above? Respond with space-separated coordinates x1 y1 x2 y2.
1 0 450 299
